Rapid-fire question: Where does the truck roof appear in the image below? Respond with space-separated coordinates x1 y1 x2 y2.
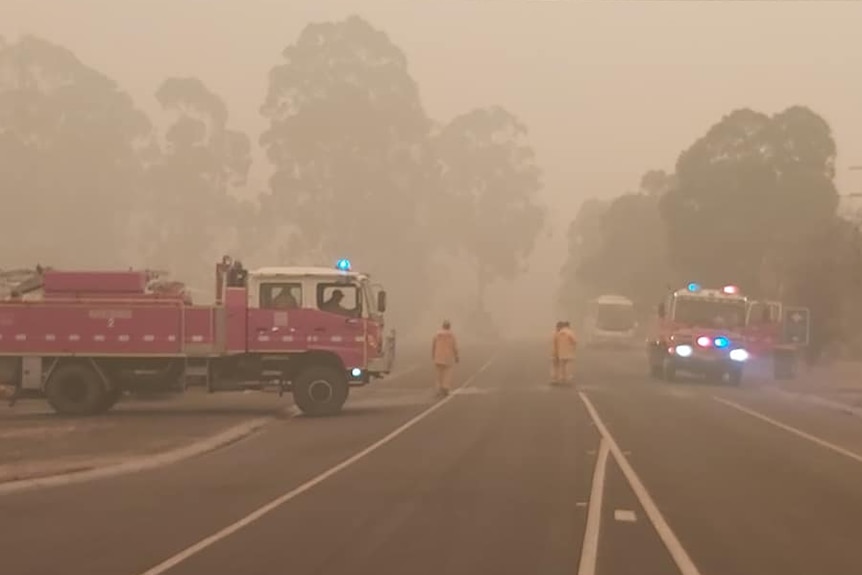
249 266 366 280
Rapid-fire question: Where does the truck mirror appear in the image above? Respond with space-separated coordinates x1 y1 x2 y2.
377 290 387 313
657 303 666 318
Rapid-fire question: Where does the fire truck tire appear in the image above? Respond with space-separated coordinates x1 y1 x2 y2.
96 386 123 413
46 363 108 416
292 366 349 417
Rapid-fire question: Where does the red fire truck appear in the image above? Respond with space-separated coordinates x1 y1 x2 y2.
0 256 392 416
647 283 750 385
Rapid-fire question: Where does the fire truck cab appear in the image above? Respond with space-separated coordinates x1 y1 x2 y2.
647 283 750 385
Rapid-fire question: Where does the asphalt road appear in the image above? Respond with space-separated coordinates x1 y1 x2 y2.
3 343 862 574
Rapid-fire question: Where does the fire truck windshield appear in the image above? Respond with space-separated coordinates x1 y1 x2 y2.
673 297 746 330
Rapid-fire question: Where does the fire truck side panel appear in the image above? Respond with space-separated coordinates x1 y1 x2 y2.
182 307 219 355
43 270 148 293
0 302 185 356
246 307 311 354
224 287 248 353
307 309 366 371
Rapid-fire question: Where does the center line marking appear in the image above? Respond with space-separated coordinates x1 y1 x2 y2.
614 509 637 522
713 396 862 465
577 438 609 575
579 392 703 575
137 354 498 575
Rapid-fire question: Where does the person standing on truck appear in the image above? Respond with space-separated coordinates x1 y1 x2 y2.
432 320 460 398
551 321 577 385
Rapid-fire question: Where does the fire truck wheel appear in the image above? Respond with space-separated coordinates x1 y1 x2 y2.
46 363 108 416
292 366 349 417
96 386 123 413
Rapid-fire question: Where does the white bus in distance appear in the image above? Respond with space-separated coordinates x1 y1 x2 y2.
584 295 638 348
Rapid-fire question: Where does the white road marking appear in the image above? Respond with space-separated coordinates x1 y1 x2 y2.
713 396 862 465
771 388 862 419
614 509 637 522
579 392 703 575
137 354 498 575
577 438 609 575
452 386 493 395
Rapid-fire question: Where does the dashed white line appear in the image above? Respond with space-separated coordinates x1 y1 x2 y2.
579 391 703 575
577 438 609 575
137 354 498 575
713 396 862 465
614 509 637 523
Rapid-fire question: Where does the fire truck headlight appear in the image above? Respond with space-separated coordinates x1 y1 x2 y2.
729 348 749 362
675 345 693 357
350 367 362 377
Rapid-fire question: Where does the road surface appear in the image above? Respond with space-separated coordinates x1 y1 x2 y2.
2 343 862 575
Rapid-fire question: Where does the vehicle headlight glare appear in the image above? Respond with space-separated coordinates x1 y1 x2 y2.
675 345 693 358
729 348 749 362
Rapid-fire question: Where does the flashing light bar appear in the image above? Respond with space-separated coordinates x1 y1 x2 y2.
714 336 730 349
336 258 352 271
687 282 701 293
697 336 712 348
722 285 740 295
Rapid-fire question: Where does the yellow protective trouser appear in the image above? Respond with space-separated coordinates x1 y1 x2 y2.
551 358 573 383
435 364 454 391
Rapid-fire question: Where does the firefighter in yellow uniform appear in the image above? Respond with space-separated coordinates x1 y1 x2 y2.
551 321 577 385
432 320 460 397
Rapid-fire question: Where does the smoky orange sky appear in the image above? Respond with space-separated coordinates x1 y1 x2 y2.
3 0 862 334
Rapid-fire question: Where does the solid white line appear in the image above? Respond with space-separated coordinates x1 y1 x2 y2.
138 354 498 575
579 392 703 575
713 396 862 465
577 438 609 575
614 509 637 523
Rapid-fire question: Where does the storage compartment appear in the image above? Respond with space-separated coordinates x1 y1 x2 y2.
43 271 148 294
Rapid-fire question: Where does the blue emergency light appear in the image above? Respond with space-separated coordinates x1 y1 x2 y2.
714 336 730 349
687 282 701 292
336 258 352 271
